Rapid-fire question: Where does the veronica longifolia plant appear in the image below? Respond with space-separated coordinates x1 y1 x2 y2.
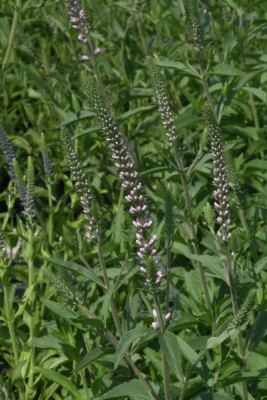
81 72 164 289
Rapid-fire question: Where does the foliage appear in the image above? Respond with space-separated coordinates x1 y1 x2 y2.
0 0 267 399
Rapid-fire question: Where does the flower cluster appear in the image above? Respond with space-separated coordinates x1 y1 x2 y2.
82 73 163 287
146 57 177 143
64 0 100 61
203 105 231 242
184 0 204 50
60 127 97 240
41 132 52 178
0 121 16 182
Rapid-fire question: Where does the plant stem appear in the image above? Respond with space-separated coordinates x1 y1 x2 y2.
224 255 249 400
97 239 123 337
2 191 16 231
2 0 22 70
154 294 172 400
165 231 172 312
3 284 19 364
47 180 53 246
180 171 213 317
179 347 208 400
81 305 154 395
26 225 35 400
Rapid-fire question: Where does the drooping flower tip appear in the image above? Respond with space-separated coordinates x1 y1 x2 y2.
151 321 159 330
81 55 90 61
165 312 171 321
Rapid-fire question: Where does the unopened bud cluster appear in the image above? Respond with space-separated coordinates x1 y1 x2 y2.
60 128 97 240
41 133 53 178
82 75 163 286
146 57 177 143
225 151 242 196
64 0 100 61
0 122 16 182
184 0 204 50
228 289 256 331
203 105 231 242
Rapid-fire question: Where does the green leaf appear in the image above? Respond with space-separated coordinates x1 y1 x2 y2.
177 337 199 364
206 331 229 349
255 257 267 273
158 331 184 382
99 379 155 400
219 368 267 387
40 257 104 287
118 105 157 122
182 253 227 282
11 136 32 152
155 60 199 77
58 110 96 126
74 348 107 372
35 367 81 400
242 87 267 103
40 298 76 319
114 327 150 370
212 64 243 76
31 335 62 350
101 284 114 323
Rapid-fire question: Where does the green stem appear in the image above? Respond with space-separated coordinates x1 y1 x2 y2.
180 172 213 318
154 294 172 400
165 232 172 312
3 284 19 364
179 348 208 400
47 181 53 246
224 255 248 400
198 51 214 109
2 192 16 231
97 239 122 337
26 225 35 400
81 306 154 395
2 0 22 70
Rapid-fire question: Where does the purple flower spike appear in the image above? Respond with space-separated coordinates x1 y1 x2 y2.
64 0 100 59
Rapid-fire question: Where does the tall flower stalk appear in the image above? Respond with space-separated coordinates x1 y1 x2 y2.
147 57 213 318
82 72 173 399
82 72 163 289
203 105 249 400
25 156 36 400
64 0 100 61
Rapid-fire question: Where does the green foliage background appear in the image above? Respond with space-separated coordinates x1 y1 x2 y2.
0 0 267 399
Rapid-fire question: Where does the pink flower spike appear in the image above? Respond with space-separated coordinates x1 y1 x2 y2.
152 309 157 318
81 55 90 61
140 267 147 273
